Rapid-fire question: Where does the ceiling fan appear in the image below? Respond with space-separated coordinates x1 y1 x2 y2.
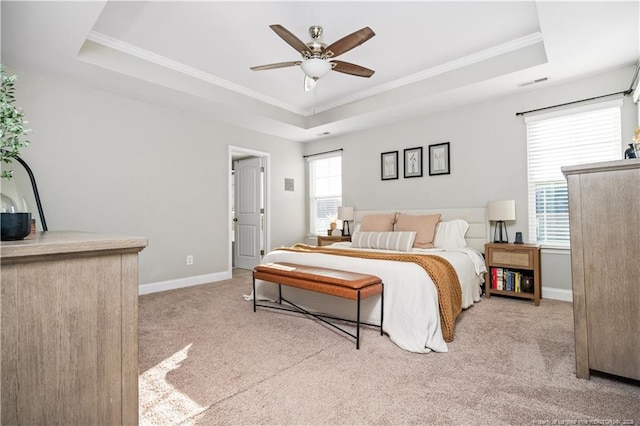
250 24 375 91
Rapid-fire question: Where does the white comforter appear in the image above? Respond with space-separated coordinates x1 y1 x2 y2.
252 243 486 353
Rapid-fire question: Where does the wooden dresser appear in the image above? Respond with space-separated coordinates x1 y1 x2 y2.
1 231 147 424
563 159 640 380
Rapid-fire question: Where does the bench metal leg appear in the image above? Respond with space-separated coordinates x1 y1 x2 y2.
252 274 257 312
252 279 384 350
380 283 384 335
356 290 361 350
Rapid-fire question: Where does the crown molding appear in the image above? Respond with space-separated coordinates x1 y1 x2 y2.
86 31 543 118
310 32 545 113
86 31 307 115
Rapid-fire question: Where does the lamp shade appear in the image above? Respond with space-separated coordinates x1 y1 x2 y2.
487 200 516 221
337 206 354 221
300 58 332 80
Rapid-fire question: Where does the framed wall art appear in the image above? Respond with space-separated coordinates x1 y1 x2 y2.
428 142 450 176
381 151 398 180
403 147 423 178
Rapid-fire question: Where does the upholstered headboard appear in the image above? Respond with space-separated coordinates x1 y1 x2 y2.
353 207 489 253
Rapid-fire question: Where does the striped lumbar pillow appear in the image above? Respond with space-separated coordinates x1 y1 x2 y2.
351 231 417 252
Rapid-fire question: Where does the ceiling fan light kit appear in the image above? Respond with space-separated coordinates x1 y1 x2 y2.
251 24 375 90
301 58 331 80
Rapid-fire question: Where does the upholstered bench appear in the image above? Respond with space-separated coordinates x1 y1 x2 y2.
252 262 384 349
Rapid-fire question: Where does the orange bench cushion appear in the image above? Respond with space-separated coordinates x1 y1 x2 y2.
253 262 382 300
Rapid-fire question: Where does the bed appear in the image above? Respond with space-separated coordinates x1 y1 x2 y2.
251 207 489 354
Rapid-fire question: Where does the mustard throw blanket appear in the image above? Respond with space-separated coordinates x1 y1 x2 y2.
276 244 462 342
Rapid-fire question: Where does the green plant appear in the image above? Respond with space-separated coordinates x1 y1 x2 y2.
1 65 30 180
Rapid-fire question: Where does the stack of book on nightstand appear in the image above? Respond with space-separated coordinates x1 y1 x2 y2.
490 268 534 293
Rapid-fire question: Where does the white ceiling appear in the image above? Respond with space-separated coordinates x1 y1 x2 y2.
2 1 638 142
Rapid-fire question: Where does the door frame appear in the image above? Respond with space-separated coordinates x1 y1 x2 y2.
228 145 270 272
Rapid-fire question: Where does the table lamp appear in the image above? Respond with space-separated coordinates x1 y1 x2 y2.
337 206 354 236
487 200 516 243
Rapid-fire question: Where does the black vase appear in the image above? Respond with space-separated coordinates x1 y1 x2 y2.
1 212 32 241
624 144 637 159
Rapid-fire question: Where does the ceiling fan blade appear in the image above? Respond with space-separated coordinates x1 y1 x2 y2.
323 27 375 58
331 60 375 78
250 61 301 71
304 76 317 92
270 24 311 57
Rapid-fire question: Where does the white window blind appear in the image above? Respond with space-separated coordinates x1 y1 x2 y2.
525 100 622 247
308 152 342 235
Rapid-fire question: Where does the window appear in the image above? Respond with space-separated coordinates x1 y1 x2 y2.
525 99 622 247
307 152 342 235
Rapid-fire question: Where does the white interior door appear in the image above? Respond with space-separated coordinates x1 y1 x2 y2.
233 157 262 269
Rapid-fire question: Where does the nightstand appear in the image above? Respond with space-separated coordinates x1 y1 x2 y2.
317 235 351 246
484 242 541 305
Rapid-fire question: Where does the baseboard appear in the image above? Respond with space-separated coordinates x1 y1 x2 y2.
139 271 574 301
542 286 573 302
139 270 232 295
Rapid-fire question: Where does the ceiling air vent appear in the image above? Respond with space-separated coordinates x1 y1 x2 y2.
517 77 548 88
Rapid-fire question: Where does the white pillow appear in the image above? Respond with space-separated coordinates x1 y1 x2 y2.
433 220 469 249
351 231 416 252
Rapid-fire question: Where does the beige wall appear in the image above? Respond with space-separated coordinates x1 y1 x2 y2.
7 67 306 286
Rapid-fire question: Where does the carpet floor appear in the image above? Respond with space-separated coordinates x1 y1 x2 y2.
138 269 640 425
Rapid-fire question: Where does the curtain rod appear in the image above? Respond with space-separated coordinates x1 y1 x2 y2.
303 148 343 158
515 89 632 117
516 62 639 117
